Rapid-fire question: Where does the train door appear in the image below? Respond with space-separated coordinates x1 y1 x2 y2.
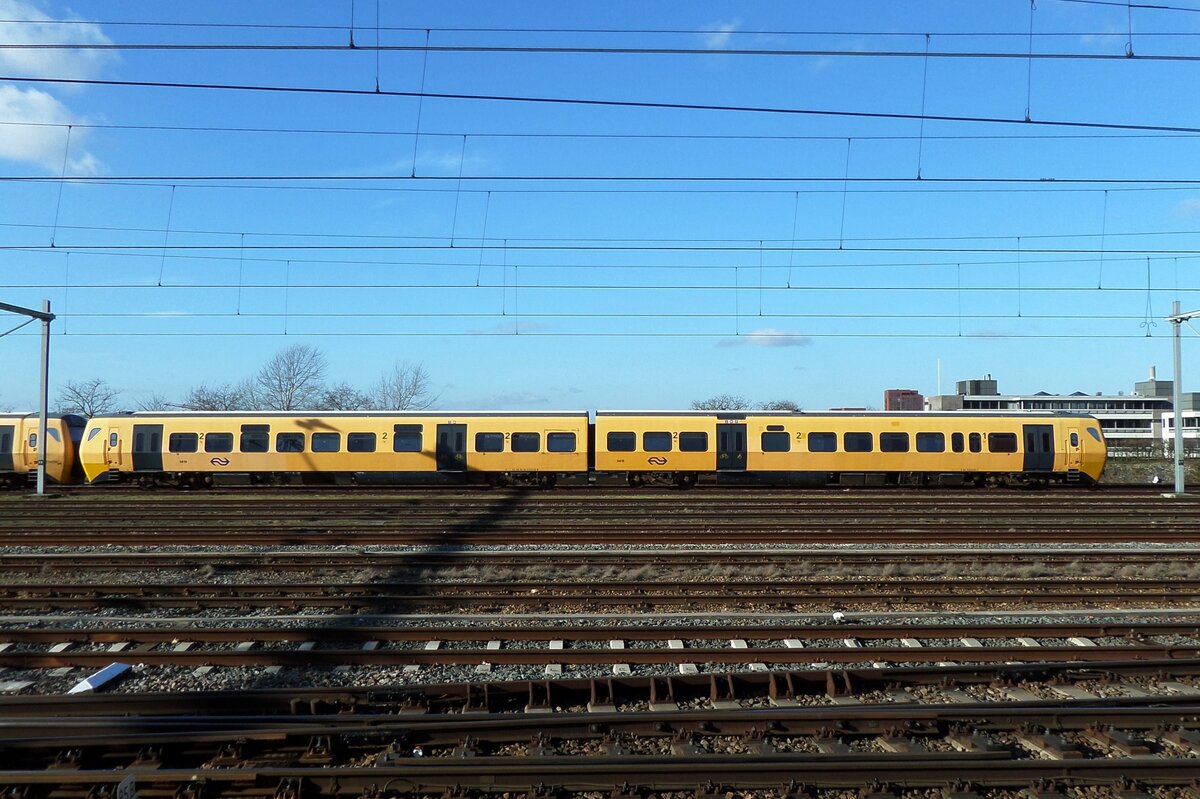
105 427 122 470
436 424 467 472
716 423 747 471
1065 428 1082 471
1022 424 1054 472
22 426 37 470
132 424 164 471
0 425 13 472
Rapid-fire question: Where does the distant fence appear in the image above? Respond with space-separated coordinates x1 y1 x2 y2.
1107 445 1200 458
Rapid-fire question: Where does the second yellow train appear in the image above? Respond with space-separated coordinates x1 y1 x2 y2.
77 409 1107 487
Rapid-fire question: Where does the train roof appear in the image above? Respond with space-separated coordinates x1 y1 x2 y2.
595 410 1101 419
87 410 590 419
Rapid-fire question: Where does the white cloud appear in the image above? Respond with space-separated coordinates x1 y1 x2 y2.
1175 198 1200 218
0 85 99 173
700 19 741 50
718 327 812 348
0 0 116 80
0 1 112 173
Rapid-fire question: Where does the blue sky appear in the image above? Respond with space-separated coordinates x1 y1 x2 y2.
2 0 1200 410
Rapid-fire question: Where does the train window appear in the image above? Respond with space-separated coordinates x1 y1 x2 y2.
880 432 909 453
276 433 305 452
808 432 837 452
643 432 672 452
679 432 708 452
548 432 577 452
951 433 964 453
512 432 541 452
607 432 636 452
843 432 873 452
87 427 101 441
916 432 945 453
0 431 9 454
348 433 376 452
968 433 982 453
766 424 785 432
761 432 790 452
1070 432 1079 447
988 433 1018 453
475 432 504 453
109 432 118 448
1087 427 1102 442
169 433 198 453
28 432 37 448
240 425 270 453
393 424 422 452
205 433 234 453
312 433 341 453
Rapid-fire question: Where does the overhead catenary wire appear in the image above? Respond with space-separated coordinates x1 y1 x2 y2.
6 74 1200 136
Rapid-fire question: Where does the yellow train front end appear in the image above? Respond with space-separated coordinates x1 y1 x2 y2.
0 413 85 486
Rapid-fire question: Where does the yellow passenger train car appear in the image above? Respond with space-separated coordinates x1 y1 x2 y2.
0 413 86 487
79 411 590 486
594 411 1106 487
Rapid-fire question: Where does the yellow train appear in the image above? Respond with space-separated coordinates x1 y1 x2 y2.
0 413 86 487
80 411 590 487
79 409 1106 487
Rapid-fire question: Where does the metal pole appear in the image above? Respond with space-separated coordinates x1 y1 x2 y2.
37 299 51 496
1173 300 1185 495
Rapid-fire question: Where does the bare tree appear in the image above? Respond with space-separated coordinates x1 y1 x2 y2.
371 361 436 410
760 399 802 412
690 393 750 411
135 392 174 412
56 378 121 416
320 382 374 411
254 344 327 410
181 380 255 411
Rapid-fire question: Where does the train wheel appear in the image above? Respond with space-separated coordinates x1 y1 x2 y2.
538 474 558 489
674 473 698 489
628 473 645 488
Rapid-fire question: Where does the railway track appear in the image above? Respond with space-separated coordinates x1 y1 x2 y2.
3 489 1200 545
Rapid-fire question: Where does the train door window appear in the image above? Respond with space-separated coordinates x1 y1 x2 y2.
951 433 964 452
0 430 10 454
1042 431 1052 451
240 425 270 453
679 432 708 452
880 432 909 452
987 432 1018 453
808 432 837 452
547 432 577 452
475 432 504 452
169 433 199 453
393 424 423 452
205 433 234 453
312 433 341 452
607 432 636 451
28 432 37 449
1070 432 1079 447
276 433 305 452
109 432 118 448
643 432 672 452
968 433 982 453
843 432 873 452
512 432 540 452
348 433 377 452
916 432 945 453
761 432 790 452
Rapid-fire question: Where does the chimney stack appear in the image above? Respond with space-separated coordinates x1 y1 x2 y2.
1149 365 1157 380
